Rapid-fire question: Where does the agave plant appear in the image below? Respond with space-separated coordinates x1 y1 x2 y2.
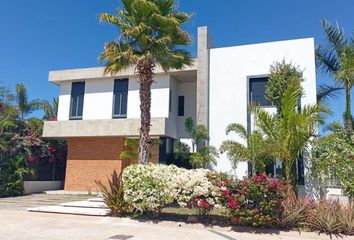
306 200 343 238
95 170 133 217
276 191 314 229
338 205 354 236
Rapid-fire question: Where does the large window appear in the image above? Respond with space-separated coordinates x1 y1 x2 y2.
113 78 128 118
249 77 272 106
178 96 184 116
70 82 85 120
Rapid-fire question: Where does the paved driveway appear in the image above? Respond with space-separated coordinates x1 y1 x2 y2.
0 193 92 210
0 208 352 240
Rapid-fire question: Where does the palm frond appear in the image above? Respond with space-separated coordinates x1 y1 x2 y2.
225 123 248 139
321 19 346 57
317 84 343 102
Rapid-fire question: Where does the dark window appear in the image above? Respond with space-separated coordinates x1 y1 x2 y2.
70 82 85 120
113 79 128 118
249 77 271 106
178 96 184 116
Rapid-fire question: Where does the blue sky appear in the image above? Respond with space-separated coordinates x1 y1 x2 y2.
0 0 353 125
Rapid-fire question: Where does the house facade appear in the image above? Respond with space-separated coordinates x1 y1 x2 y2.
43 26 317 192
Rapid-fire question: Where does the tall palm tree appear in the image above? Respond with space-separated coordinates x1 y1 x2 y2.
99 0 192 164
255 82 328 187
316 19 354 132
15 83 43 121
220 123 271 174
42 98 58 121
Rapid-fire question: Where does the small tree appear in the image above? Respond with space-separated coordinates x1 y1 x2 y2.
220 123 271 174
175 117 218 168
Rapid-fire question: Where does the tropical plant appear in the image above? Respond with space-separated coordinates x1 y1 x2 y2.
316 19 354 132
182 117 218 168
189 145 218 168
254 80 328 186
42 98 58 121
15 83 43 121
120 138 139 161
99 0 192 164
338 205 354 236
220 123 271 174
0 154 34 197
95 170 132 217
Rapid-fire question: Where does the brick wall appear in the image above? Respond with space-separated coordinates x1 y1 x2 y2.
64 137 160 191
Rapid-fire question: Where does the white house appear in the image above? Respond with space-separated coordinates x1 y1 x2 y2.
43 26 317 192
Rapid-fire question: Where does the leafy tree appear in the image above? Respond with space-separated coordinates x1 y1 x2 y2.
312 125 354 204
316 19 354 132
265 60 304 110
99 0 192 164
254 80 328 187
220 123 271 174
15 83 43 121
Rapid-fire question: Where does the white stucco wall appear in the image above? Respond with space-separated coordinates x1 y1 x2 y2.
83 78 114 120
57 81 71 121
56 74 173 123
209 38 317 177
177 81 197 139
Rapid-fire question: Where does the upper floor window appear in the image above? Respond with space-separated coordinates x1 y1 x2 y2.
70 82 85 120
178 96 184 116
249 77 272 106
113 78 128 118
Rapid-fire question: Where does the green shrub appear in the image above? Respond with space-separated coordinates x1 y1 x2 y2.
95 170 132 217
0 154 33 197
122 164 180 215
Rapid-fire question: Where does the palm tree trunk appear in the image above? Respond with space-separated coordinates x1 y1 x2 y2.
136 58 155 165
345 87 353 132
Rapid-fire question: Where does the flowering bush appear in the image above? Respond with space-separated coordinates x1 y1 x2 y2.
172 169 225 215
225 174 287 226
123 164 180 214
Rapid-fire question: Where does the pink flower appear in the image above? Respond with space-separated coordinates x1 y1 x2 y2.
198 199 209 209
269 181 279 188
27 155 35 162
222 190 231 196
228 196 239 209
49 146 57 153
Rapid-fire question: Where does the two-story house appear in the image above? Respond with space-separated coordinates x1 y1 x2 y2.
43 26 317 192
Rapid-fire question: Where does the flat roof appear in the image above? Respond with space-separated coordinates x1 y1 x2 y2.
49 59 197 84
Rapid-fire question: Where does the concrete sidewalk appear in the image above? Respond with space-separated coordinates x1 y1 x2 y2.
0 209 352 240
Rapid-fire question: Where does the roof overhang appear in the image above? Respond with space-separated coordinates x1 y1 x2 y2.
48 59 197 84
42 118 167 138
